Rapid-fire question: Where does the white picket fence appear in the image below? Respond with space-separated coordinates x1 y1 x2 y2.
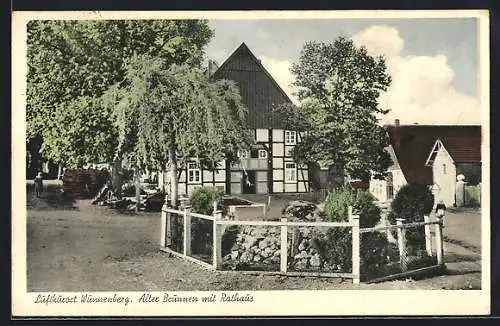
159 203 445 284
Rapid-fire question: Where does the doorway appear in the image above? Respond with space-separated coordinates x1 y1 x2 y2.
242 171 256 194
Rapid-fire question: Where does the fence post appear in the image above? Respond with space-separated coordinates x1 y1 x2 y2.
213 209 223 270
160 195 167 248
424 215 433 256
183 205 192 256
280 217 288 273
435 218 444 265
161 194 172 248
396 218 408 272
349 206 361 284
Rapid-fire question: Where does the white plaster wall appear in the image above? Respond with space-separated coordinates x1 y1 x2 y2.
256 129 268 142
231 183 242 194
273 181 284 192
203 170 213 182
273 169 283 181
432 148 457 207
272 158 283 169
214 183 226 192
256 171 268 182
178 183 186 196
284 183 297 192
298 169 308 181
370 178 388 202
272 129 284 142
256 182 267 194
214 170 225 182
273 143 284 157
231 171 242 182
392 169 407 196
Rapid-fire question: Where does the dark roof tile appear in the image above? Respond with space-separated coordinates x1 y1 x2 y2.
385 125 481 185
211 43 292 129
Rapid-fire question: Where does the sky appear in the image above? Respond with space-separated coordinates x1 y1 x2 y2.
205 18 481 125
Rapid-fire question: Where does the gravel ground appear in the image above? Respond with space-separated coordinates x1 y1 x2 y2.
26 183 482 291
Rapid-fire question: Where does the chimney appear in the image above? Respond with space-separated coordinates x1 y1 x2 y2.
208 59 214 77
393 119 401 149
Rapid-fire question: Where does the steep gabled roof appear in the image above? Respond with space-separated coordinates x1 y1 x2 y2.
385 125 481 185
210 42 293 129
440 136 481 163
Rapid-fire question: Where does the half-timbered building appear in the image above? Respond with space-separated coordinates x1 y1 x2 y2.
158 42 310 196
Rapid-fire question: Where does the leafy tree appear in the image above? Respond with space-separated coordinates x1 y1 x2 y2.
281 37 392 182
27 20 214 169
103 55 253 207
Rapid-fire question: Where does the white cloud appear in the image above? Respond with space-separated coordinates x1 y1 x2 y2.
352 25 480 125
255 25 479 125
258 56 299 105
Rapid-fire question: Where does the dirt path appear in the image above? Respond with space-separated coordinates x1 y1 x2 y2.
26 183 481 291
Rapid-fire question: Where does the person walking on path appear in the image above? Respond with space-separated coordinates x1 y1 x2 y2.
34 171 44 198
435 199 446 228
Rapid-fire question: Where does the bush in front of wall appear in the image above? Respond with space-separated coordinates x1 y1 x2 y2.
388 184 434 251
189 186 226 255
189 186 224 215
323 187 381 228
319 187 389 276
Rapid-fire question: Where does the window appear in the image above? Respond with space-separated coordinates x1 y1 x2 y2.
187 162 201 183
285 162 297 183
285 130 296 145
258 149 268 159
443 164 447 174
250 149 259 158
238 150 249 159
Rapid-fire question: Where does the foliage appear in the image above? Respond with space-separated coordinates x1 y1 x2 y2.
103 55 253 205
189 186 224 215
466 185 481 207
388 184 434 223
281 37 393 181
359 232 392 280
388 184 434 249
323 187 381 228
27 20 214 167
188 186 229 256
316 187 387 276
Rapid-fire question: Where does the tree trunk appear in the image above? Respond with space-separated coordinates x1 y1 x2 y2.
57 164 63 180
135 166 141 213
168 146 178 208
112 158 123 199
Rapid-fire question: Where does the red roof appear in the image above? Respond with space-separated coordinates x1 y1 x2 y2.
385 125 481 185
440 136 481 163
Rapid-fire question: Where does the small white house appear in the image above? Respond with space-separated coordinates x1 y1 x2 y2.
369 121 481 205
369 145 407 202
425 136 481 207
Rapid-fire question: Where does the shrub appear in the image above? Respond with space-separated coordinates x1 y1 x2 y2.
318 187 388 276
189 186 224 215
466 185 481 207
324 187 381 228
360 232 392 280
388 184 434 250
189 187 226 255
389 184 434 223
